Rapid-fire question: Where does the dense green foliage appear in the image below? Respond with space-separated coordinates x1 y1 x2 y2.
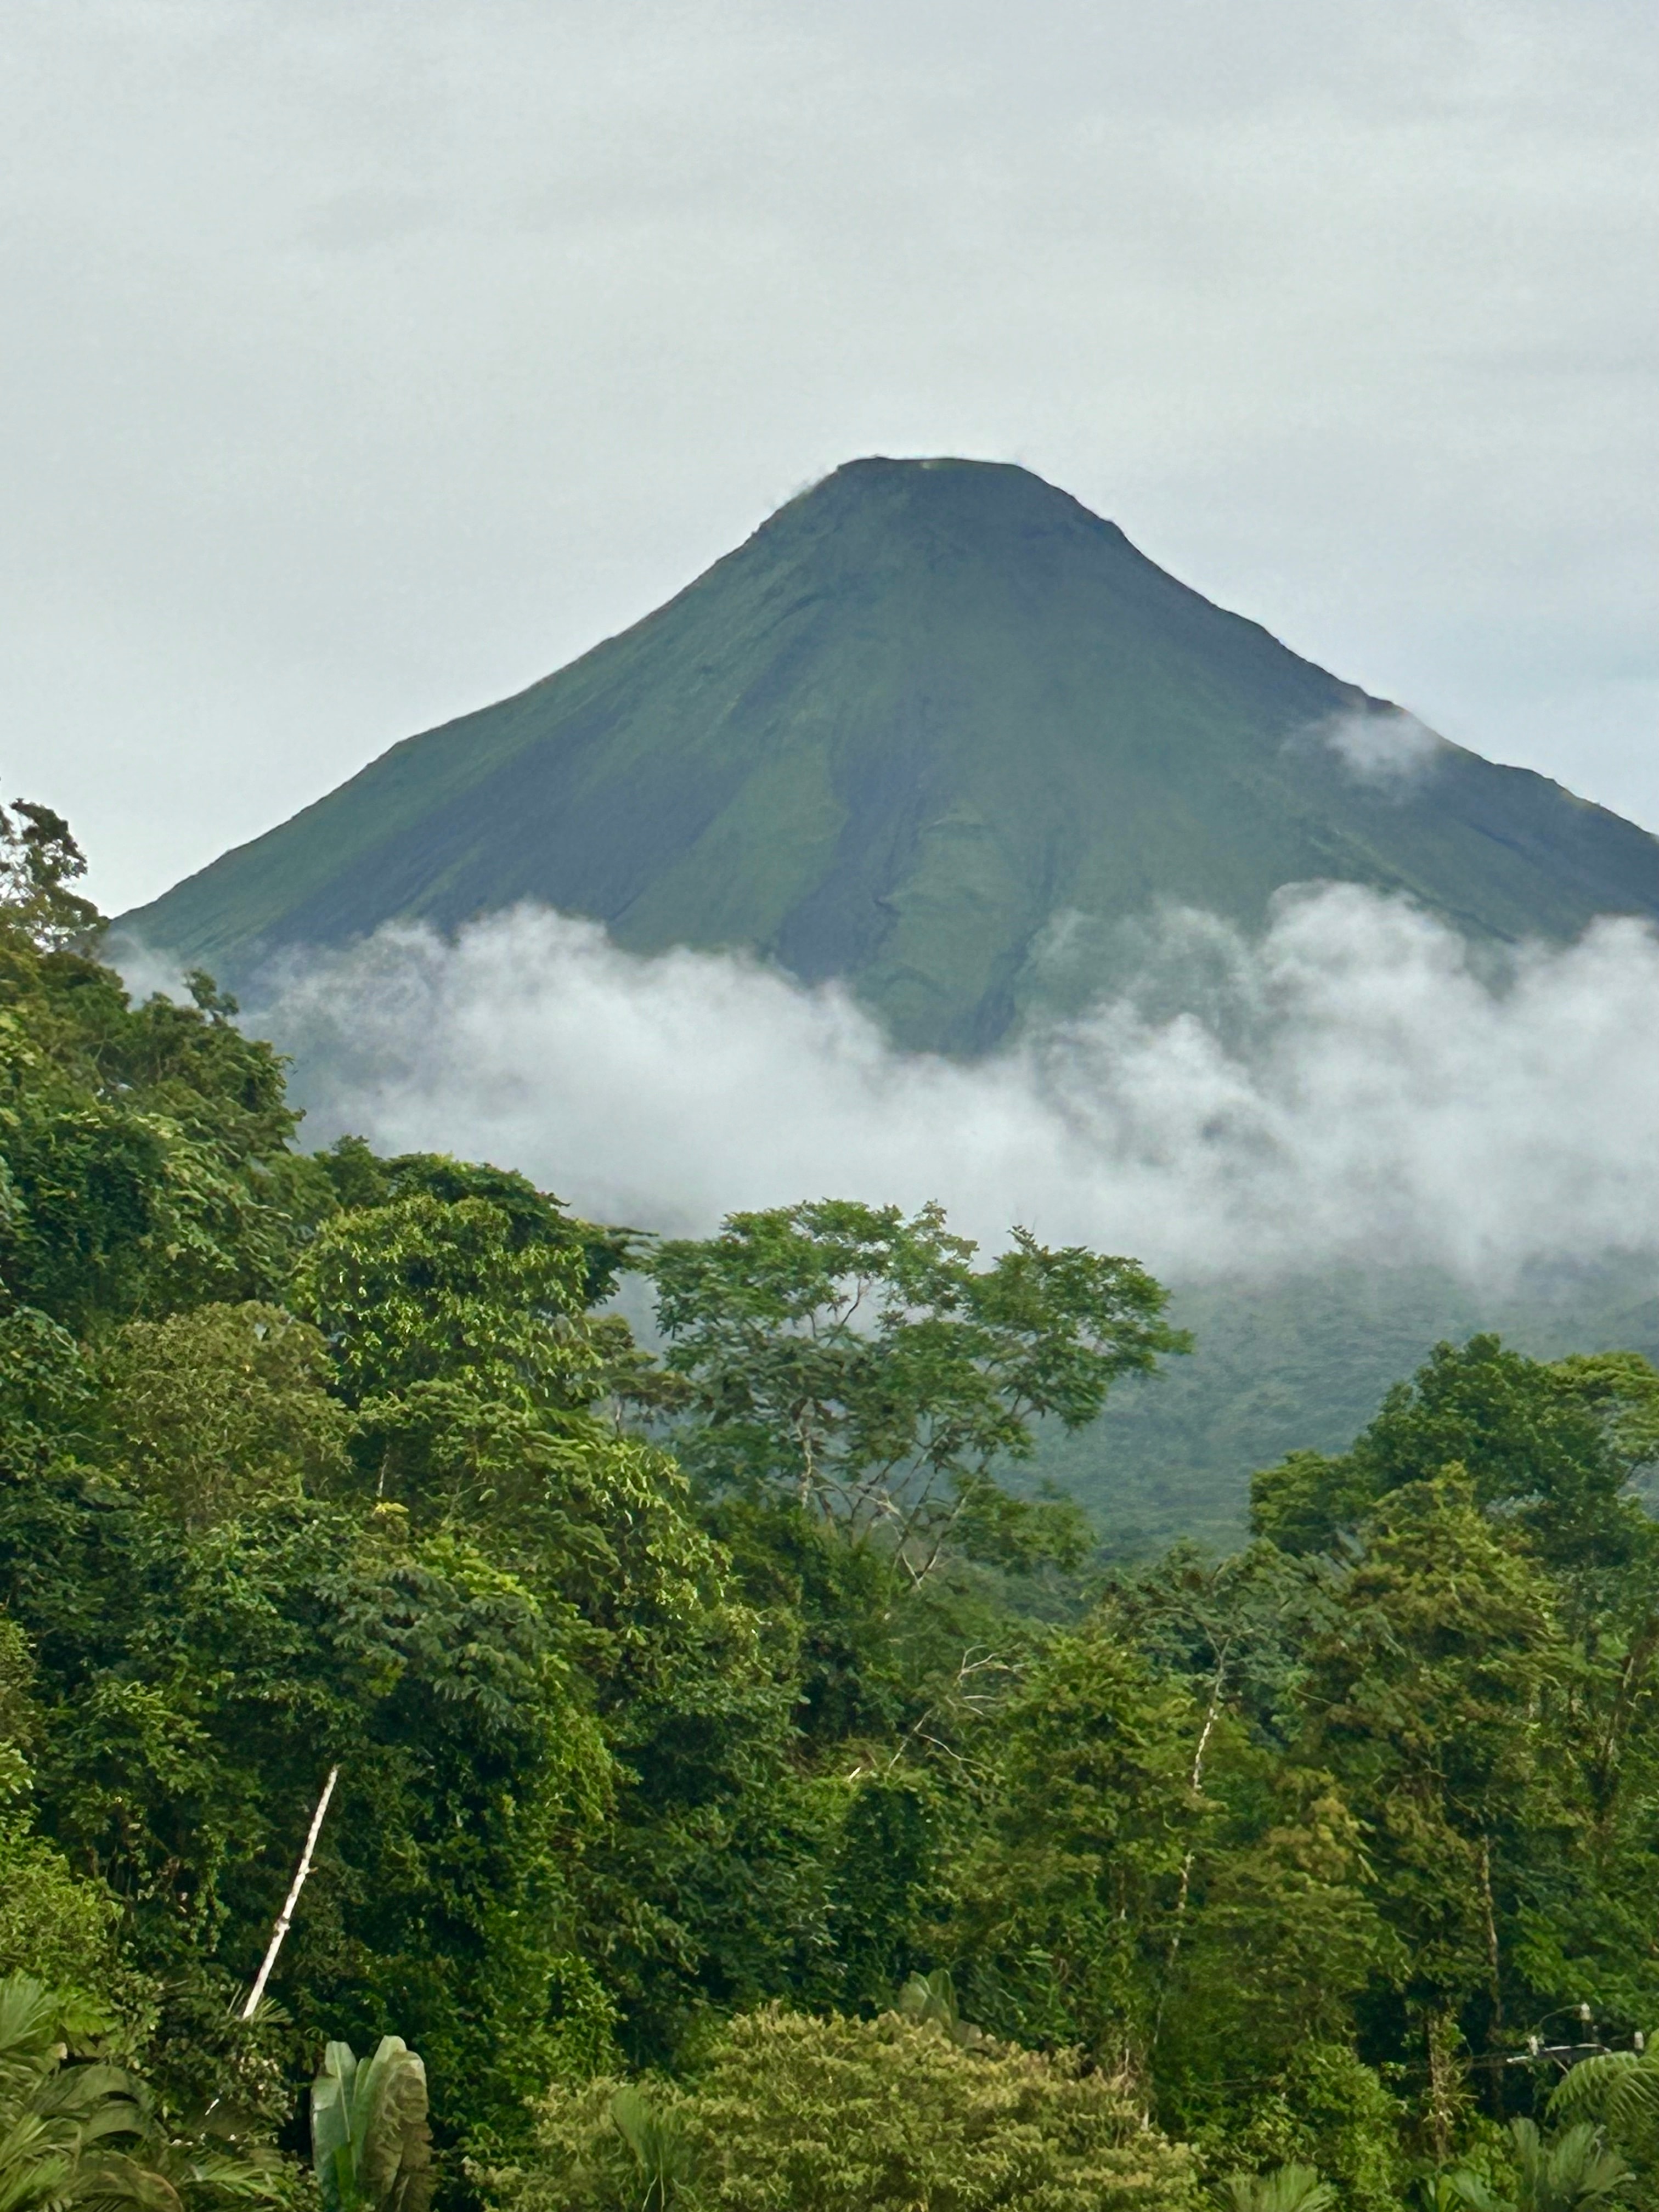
496 2006 1199 2210
7 804 1659 2209
0 1968 284 2212
124 459 1659 1054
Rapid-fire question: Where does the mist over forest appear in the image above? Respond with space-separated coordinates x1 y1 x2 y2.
178 878 1654 1554
232 883 1659 1285
18 434 1652 2212
116 452 1659 1576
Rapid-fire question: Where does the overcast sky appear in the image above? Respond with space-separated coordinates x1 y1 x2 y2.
5 0 1655 917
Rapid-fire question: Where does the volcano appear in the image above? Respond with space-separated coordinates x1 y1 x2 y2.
125 457 1659 1051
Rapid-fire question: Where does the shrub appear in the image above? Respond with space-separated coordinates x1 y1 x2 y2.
496 2002 1197 2211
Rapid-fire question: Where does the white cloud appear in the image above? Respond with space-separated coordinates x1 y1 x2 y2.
192 883 1659 1285
1317 708 1448 790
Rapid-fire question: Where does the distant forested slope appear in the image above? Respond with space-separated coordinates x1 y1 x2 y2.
1030 1259 1659 1553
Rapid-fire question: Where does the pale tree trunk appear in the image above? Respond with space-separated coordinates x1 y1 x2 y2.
242 1765 340 2019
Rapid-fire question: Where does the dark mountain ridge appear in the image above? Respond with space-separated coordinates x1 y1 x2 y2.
123 457 1659 1052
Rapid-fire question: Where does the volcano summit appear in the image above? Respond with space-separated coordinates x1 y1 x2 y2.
126 458 1659 1050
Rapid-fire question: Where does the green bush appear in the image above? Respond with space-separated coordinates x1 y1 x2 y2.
497 2004 1197 2211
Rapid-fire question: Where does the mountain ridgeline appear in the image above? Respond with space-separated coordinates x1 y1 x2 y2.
123 458 1659 1051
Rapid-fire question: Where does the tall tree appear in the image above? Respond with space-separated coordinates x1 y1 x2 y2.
651 1200 1183 1585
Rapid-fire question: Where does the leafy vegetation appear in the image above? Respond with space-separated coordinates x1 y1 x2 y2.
0 1969 283 2212
311 2036 433 2212
496 2006 1198 2210
5 801 1659 2209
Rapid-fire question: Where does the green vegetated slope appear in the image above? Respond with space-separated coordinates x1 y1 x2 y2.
124 457 1659 1052
1029 1258 1659 1555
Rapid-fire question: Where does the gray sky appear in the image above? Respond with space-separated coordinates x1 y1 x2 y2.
5 0 1655 917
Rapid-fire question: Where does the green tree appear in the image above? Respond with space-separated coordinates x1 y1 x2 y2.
948 1618 1205 2060
652 1199 1183 1585
499 2005 1197 2211
0 802 100 952
102 1302 349 1529
0 1618 119 1995
1251 1338 1659 1597
0 823 321 1332
0 1472 613 2138
1292 1476 1561 2120
295 1193 597 1413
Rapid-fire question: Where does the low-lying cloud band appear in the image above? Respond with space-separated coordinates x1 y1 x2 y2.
205 882 1658 1285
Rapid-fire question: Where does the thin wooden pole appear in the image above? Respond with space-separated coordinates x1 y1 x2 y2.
242 1765 340 2020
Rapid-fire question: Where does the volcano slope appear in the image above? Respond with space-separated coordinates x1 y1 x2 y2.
123 457 1659 1053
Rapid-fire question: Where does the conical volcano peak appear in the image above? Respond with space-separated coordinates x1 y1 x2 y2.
779 452 1115 526
702 454 1279 727
754 454 1138 576
125 459 1659 1053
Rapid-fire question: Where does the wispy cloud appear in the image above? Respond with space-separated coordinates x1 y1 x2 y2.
1316 707 1448 791
178 882 1659 1285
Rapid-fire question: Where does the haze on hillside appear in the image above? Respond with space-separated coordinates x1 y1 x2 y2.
167 866 1655 1554
124 459 1659 1055
246 878 1659 1284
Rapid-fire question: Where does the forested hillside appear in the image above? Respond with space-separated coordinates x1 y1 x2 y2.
7 800 1659 2211
1035 1261 1659 1555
